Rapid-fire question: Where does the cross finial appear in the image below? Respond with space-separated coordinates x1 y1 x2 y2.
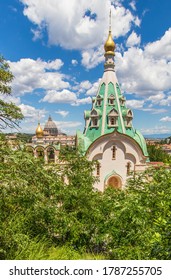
109 8 112 32
38 111 40 123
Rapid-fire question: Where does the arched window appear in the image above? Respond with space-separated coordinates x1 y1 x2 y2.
112 145 116 160
108 94 115 105
26 147 34 156
47 147 55 162
90 109 99 128
36 147 44 158
108 109 118 127
96 95 103 107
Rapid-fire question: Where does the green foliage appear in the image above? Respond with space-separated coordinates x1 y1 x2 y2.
0 56 13 95
147 144 171 163
0 55 23 129
0 137 171 260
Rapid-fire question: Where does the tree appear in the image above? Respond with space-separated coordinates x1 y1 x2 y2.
0 55 23 129
147 144 171 163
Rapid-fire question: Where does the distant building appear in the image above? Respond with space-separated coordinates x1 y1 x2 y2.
162 144 171 156
26 116 75 163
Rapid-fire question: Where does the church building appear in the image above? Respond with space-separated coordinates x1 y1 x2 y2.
76 18 148 191
27 116 75 163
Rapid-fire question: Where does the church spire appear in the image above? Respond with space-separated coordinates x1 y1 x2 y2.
104 9 115 57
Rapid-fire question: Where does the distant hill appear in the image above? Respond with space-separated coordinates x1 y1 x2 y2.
144 134 171 139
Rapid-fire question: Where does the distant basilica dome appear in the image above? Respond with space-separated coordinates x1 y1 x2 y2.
43 116 58 136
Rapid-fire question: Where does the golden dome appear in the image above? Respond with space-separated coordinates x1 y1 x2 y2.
36 122 43 138
104 30 115 55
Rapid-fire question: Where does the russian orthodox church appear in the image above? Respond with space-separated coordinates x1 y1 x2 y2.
76 18 148 191
27 116 75 163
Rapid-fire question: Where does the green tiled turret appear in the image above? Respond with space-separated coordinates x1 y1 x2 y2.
77 19 148 158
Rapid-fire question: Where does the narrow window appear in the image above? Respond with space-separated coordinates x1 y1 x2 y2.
97 100 101 106
96 162 100 176
110 99 114 105
111 117 115 126
127 162 131 175
94 118 98 126
92 118 98 127
112 145 116 160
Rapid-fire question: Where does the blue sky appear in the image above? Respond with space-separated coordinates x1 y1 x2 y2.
0 0 171 136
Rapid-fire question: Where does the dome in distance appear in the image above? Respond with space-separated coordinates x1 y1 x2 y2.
36 122 43 138
44 116 58 136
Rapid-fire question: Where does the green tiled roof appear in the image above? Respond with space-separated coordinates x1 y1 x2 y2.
77 45 148 158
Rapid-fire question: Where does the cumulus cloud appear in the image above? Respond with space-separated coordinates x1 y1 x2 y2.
72 96 92 106
73 79 100 96
20 0 139 50
116 28 171 98
86 79 101 96
81 45 104 69
160 116 171 122
76 80 92 94
145 28 171 60
126 31 141 47
41 89 77 104
9 58 68 96
41 88 92 106
55 110 69 118
126 99 144 109
71 59 78 66
19 104 46 122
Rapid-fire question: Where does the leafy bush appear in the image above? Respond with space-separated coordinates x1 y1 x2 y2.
0 135 171 259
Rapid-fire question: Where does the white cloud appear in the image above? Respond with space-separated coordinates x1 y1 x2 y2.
71 59 78 66
19 104 46 122
72 96 92 106
55 121 82 129
141 126 171 135
80 80 92 90
31 28 42 41
55 110 69 118
147 93 166 104
160 116 171 122
142 108 168 114
126 99 144 109
20 0 139 50
86 79 101 96
73 79 100 96
126 31 141 47
9 58 68 96
116 29 171 98
76 80 92 94
41 89 77 104
129 1 136 11
0 95 21 105
145 28 171 60
81 45 104 69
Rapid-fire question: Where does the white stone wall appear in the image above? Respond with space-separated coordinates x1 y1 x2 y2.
87 132 147 192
